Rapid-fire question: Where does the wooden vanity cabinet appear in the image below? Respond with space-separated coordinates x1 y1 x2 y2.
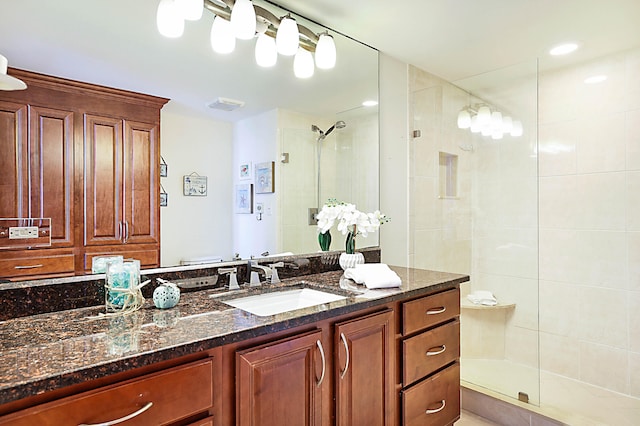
0 357 216 426
0 69 168 280
335 309 395 426
236 329 326 426
400 288 461 426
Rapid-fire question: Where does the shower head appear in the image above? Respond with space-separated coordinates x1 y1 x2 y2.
324 120 347 137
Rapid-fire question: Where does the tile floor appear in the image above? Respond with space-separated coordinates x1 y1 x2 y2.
456 410 499 425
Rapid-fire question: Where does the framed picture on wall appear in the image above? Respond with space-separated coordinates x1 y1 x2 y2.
255 161 275 194
235 184 253 214
239 161 252 180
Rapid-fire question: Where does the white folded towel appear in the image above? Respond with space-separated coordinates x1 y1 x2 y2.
467 290 497 306
344 263 402 289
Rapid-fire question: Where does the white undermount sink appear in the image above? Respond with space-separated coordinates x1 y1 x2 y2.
222 288 346 317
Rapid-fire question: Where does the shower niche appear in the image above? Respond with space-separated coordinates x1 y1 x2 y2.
439 151 458 198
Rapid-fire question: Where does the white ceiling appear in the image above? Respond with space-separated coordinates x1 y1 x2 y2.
2 0 639 121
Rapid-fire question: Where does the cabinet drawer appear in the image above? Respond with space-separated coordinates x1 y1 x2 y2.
403 289 460 336
0 358 213 426
0 253 74 278
403 319 459 386
402 362 460 426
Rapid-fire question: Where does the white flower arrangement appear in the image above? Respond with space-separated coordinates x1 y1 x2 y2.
316 199 388 253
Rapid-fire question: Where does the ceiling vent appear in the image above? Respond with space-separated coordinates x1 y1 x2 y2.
207 97 245 111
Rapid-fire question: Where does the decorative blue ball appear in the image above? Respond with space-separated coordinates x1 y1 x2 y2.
153 283 180 309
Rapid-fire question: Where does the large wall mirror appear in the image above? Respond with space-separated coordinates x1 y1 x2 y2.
0 0 379 278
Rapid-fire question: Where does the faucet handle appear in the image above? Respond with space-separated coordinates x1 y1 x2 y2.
269 262 283 284
218 267 240 290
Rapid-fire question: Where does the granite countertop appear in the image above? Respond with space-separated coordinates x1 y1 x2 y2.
0 266 468 406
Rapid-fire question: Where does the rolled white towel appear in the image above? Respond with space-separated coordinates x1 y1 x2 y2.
467 290 497 306
344 263 402 289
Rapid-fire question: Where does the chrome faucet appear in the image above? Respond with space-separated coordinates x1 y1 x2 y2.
247 261 283 286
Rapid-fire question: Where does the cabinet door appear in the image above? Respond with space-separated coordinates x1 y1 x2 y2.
335 309 395 426
29 106 74 247
236 329 325 426
0 101 28 219
122 120 158 245
84 114 123 246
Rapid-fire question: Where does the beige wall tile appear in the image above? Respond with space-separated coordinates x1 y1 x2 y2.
630 352 640 398
578 287 628 349
626 49 640 111
629 232 640 291
505 326 539 368
576 113 626 174
629 291 640 353
538 120 578 176
580 342 629 394
540 332 580 379
626 109 640 170
627 171 640 231
539 280 579 337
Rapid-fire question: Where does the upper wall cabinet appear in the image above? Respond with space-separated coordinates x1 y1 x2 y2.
0 69 168 280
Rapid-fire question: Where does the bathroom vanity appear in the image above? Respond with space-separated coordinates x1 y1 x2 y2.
0 263 466 426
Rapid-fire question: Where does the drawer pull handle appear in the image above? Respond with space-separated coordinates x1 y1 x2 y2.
426 345 446 356
426 306 446 315
316 339 326 387
339 332 350 379
425 400 446 415
14 264 43 270
79 401 153 426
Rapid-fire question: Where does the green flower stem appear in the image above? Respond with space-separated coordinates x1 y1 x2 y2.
345 227 356 254
318 230 332 251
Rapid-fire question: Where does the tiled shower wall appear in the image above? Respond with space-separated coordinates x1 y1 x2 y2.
538 47 640 397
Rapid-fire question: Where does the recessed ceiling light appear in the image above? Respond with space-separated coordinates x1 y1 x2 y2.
584 75 607 84
549 43 579 56
362 100 378 107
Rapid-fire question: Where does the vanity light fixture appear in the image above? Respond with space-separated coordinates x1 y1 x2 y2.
457 104 523 139
0 54 27 91
155 0 337 79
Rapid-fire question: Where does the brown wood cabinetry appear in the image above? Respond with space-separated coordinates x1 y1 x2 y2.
400 288 461 426
236 329 326 426
335 309 395 426
0 358 215 426
0 70 168 280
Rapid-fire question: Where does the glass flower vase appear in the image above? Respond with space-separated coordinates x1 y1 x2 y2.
318 230 332 251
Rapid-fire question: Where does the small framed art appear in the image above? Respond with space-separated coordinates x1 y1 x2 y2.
235 184 253 214
255 161 275 194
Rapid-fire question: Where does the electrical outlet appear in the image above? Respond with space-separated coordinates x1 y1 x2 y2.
9 226 39 239
255 203 264 213
174 275 219 289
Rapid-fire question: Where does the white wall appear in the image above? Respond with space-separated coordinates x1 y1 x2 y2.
379 53 410 267
232 109 279 259
160 102 234 266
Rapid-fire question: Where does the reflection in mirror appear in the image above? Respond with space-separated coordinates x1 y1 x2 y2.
0 0 379 281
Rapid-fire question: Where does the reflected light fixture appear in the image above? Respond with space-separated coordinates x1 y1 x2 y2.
157 0 185 38
0 54 27 91
293 47 314 78
458 104 523 139
156 0 337 79
584 75 607 84
276 14 299 56
230 0 256 40
362 100 378 107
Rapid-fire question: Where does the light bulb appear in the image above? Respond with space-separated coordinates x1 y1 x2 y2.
157 0 185 38
230 0 256 40
276 15 299 56
491 111 503 131
255 33 277 67
470 116 481 133
477 106 491 127
294 47 314 79
315 33 336 69
501 116 513 133
510 120 524 137
210 16 235 54
457 109 471 129
175 0 203 21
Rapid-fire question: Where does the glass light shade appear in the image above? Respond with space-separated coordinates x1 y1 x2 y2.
210 16 236 54
457 110 471 129
501 116 513 133
470 116 481 133
157 0 185 38
255 33 277 67
476 106 491 127
510 120 524 137
276 16 299 56
294 48 314 79
481 126 492 136
315 33 336 69
230 0 256 40
175 0 203 21
492 130 504 140
491 111 503 129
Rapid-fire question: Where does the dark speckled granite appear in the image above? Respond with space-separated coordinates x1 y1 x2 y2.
0 254 468 407
0 248 380 321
